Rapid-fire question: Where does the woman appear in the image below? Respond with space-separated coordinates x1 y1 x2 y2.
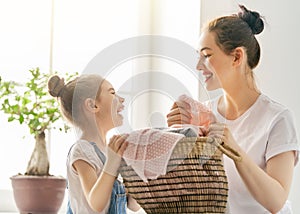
48 74 141 213
167 5 299 214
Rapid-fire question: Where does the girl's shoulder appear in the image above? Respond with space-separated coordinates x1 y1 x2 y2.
68 140 99 162
71 139 93 152
67 140 104 173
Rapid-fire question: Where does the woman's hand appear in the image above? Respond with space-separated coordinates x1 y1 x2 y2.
207 123 241 152
167 101 192 127
207 122 296 213
166 99 216 128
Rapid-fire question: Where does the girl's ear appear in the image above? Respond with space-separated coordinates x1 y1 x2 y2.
84 98 99 112
232 47 245 66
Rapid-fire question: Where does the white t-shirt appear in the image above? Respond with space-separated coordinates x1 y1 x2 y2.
67 139 110 214
210 94 299 214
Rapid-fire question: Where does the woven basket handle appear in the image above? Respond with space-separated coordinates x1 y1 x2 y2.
207 137 242 162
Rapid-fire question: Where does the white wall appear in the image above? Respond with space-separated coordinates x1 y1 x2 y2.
0 0 201 213
0 0 140 212
149 0 201 128
201 0 300 213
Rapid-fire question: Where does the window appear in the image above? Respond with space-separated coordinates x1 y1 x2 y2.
0 0 201 212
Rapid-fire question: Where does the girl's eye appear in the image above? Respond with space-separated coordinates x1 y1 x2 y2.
203 54 211 58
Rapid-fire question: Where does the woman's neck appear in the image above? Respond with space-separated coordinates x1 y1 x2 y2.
218 87 260 120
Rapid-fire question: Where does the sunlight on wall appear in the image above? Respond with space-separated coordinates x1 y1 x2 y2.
0 0 140 206
0 0 201 212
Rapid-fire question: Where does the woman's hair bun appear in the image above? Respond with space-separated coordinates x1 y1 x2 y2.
238 4 264 35
48 75 65 98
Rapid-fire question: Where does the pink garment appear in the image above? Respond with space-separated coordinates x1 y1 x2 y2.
123 128 184 182
178 94 216 127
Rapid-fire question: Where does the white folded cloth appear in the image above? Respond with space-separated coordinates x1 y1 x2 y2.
122 126 198 182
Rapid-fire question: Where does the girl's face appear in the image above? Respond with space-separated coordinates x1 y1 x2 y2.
196 31 235 91
96 80 125 128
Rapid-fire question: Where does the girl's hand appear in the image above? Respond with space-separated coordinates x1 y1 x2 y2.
103 134 129 177
108 134 129 156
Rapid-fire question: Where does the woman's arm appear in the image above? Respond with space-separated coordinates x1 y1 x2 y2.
167 100 297 213
235 150 295 213
208 123 296 213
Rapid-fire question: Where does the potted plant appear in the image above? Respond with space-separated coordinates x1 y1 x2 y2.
0 67 77 214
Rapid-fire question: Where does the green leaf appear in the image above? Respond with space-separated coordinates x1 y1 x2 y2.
8 116 15 122
19 114 24 124
0 68 78 139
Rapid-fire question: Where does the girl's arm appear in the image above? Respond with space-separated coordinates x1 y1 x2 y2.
74 135 128 212
73 160 114 212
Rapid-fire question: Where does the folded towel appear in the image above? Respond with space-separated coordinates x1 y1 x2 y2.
123 126 198 182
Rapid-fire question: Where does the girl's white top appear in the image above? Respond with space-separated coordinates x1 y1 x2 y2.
67 139 110 214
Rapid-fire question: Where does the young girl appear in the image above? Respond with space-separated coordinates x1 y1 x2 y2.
48 74 141 213
167 5 299 214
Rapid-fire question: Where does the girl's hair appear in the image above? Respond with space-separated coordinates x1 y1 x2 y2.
204 4 264 69
48 73 104 127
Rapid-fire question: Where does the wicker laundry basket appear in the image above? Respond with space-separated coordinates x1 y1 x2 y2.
119 137 241 214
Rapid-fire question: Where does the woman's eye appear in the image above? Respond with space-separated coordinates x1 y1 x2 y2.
199 53 211 60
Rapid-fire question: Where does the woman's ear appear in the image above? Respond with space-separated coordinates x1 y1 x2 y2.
232 47 245 66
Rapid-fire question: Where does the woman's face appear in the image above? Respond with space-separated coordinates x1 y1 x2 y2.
96 80 125 128
196 31 235 91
